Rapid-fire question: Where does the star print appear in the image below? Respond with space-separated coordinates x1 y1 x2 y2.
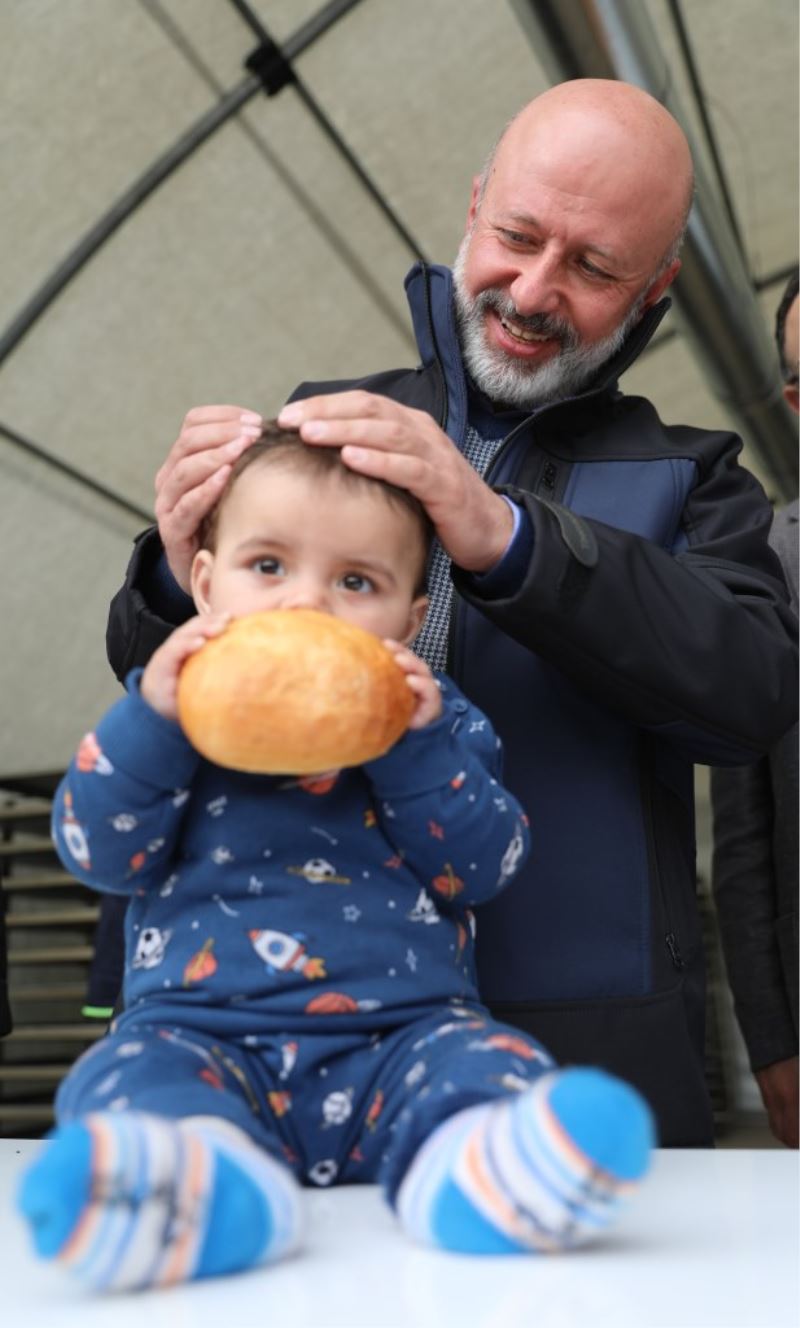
405 949 418 973
343 904 362 923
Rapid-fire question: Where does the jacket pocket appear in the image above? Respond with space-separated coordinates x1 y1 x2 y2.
490 981 713 1147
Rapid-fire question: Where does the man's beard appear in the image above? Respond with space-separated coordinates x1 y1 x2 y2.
451 236 645 410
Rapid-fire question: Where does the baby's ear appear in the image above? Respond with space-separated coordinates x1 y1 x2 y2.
190 549 215 613
402 595 429 645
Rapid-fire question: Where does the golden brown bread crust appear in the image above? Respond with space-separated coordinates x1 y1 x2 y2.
177 609 415 774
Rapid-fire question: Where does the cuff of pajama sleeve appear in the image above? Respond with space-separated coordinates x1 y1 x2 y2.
362 694 475 796
463 498 534 600
91 669 202 790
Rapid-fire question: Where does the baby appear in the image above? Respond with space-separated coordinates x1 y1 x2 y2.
18 425 652 1290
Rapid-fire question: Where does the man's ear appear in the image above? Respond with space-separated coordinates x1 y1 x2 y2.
642 258 681 310
190 549 215 614
783 381 799 415
466 174 483 230
402 595 429 646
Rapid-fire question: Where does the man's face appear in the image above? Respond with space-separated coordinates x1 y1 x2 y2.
192 462 428 645
453 126 680 408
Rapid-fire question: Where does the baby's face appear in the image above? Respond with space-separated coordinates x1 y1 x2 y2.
192 462 428 645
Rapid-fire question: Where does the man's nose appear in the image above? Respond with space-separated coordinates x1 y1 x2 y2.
508 251 563 316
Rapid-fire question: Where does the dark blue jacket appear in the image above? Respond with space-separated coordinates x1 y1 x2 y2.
107 264 798 1144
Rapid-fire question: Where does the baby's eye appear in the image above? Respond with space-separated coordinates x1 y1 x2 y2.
253 556 283 576
340 572 374 594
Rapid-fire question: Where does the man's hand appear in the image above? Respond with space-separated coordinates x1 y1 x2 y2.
384 642 443 730
140 613 230 723
279 393 514 573
755 1056 799 1148
155 406 263 593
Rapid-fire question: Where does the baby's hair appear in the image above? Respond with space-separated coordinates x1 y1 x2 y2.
198 420 434 594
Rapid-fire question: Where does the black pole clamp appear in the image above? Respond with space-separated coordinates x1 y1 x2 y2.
245 38 296 96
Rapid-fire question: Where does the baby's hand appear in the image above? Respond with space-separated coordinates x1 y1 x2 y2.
383 641 442 730
140 613 230 722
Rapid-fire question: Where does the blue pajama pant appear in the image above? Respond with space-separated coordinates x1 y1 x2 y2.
56 1005 555 1201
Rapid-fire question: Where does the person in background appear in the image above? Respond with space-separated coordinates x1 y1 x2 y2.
18 429 653 1291
103 80 798 1148
711 268 799 1149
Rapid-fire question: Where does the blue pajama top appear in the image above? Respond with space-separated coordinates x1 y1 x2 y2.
52 672 531 1037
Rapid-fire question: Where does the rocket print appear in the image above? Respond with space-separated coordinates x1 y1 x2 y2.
249 929 326 979
59 790 91 871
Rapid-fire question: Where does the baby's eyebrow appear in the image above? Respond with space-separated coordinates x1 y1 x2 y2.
234 536 289 553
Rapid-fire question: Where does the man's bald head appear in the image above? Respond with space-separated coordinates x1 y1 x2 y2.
452 79 694 409
476 79 694 271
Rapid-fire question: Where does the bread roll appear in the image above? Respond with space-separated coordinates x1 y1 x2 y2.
177 609 415 774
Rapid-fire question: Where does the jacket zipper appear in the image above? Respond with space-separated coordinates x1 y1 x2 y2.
640 751 687 974
420 261 449 431
419 264 685 974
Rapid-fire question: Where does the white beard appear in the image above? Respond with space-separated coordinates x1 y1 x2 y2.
451 236 645 410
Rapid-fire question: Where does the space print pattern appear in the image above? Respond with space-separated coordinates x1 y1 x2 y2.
55 1007 554 1194
51 670 530 1035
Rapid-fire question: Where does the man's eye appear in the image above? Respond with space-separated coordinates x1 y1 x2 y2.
503 230 534 246
578 258 612 280
254 557 283 575
340 573 374 593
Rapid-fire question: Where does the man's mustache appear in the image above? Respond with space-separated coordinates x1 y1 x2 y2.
475 290 579 352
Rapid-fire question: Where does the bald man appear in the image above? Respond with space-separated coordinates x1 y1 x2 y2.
712 269 799 1148
107 80 797 1147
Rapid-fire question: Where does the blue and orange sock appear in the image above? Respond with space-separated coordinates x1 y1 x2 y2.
396 1067 654 1253
17 1111 303 1290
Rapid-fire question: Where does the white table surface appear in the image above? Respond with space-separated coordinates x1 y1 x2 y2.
1 1140 797 1328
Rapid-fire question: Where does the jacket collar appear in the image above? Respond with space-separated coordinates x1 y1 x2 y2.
403 261 672 438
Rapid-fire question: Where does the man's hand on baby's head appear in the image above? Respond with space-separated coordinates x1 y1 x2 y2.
140 613 231 723
382 642 442 730
156 405 263 593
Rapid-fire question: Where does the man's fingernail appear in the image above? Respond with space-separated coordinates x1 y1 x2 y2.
225 436 247 457
278 404 301 424
240 411 262 426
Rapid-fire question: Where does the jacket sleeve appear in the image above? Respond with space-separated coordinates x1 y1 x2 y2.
453 435 798 766
106 528 196 683
711 761 798 1070
362 680 531 907
51 674 201 895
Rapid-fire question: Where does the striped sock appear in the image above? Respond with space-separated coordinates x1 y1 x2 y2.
396 1067 654 1254
17 1112 303 1290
